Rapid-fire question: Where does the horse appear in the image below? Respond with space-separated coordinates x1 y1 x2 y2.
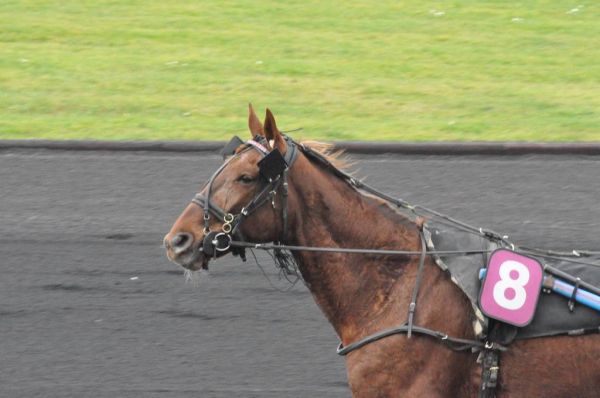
164 105 600 397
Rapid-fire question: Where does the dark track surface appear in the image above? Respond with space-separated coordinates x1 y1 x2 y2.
1 149 599 397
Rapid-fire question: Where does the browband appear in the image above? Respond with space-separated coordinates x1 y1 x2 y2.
246 139 269 155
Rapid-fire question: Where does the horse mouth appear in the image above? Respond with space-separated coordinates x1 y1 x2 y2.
168 247 210 271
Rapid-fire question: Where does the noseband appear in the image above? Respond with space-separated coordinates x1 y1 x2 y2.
190 135 299 259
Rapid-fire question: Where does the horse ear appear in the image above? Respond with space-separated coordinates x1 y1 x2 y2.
248 103 264 137
264 108 287 154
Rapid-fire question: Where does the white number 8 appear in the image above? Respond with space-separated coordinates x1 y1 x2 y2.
493 260 529 310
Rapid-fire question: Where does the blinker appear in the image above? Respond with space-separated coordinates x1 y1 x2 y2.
258 149 288 180
221 136 245 159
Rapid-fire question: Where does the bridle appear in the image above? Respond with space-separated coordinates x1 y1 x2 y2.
189 134 299 260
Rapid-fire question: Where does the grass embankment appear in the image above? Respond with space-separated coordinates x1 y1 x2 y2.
1 1 599 141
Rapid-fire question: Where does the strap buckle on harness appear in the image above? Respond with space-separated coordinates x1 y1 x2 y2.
568 277 581 312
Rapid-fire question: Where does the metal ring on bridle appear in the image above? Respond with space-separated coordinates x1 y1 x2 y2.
213 233 232 252
222 223 232 233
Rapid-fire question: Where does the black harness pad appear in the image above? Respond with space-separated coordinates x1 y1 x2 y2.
424 222 600 340
221 136 245 159
258 149 288 181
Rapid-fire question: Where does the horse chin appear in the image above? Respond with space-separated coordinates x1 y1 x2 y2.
187 253 210 271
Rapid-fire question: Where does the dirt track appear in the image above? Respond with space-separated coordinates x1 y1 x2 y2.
2 149 599 397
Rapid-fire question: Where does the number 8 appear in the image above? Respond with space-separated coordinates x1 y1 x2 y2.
493 260 530 310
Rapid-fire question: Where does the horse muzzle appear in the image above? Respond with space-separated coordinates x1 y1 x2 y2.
164 232 209 270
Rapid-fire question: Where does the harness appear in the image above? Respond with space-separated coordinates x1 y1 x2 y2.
189 134 598 398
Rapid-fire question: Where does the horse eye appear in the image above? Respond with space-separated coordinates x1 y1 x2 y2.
237 175 256 184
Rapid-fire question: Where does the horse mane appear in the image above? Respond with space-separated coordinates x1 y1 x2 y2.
299 140 352 171
299 139 416 229
273 139 416 283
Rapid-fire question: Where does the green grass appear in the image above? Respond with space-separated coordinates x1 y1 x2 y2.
1 1 599 141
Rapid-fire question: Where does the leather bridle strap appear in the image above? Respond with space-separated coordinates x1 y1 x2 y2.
230 176 285 235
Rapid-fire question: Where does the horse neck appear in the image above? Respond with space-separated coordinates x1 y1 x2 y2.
286 158 426 340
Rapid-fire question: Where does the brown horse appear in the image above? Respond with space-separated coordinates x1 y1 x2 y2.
164 106 600 397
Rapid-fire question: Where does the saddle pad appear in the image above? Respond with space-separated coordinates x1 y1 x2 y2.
424 222 600 340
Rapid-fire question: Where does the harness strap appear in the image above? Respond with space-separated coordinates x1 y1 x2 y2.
479 349 500 398
336 324 506 356
568 277 581 312
281 169 289 239
407 231 427 337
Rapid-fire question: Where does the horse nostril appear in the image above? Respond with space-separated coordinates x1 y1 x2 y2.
171 233 194 254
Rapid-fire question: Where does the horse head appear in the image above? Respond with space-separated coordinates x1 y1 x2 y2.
164 105 296 271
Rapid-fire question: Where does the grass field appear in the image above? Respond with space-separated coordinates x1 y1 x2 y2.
1 1 599 141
